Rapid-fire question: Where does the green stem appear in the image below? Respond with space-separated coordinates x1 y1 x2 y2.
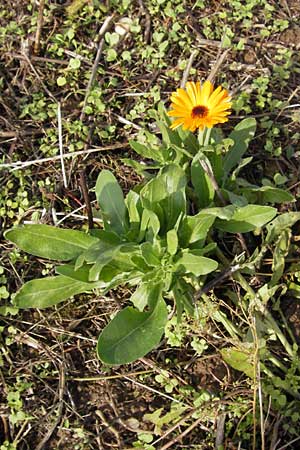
198 128 205 146
204 127 212 146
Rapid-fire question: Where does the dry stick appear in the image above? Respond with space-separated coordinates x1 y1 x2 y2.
159 415 208 450
258 361 265 450
180 49 198 88
269 416 283 450
79 170 94 230
123 376 190 407
207 48 231 84
95 410 122 448
80 15 115 122
277 436 300 450
194 264 241 300
57 102 67 189
215 413 226 449
151 407 208 447
35 365 66 450
137 0 151 44
275 86 300 121
12 421 31 447
21 52 56 102
0 143 127 170
34 0 45 54
0 415 9 442
280 0 292 17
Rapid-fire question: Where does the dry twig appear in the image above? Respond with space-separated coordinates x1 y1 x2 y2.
35 364 66 450
79 170 94 230
181 50 199 88
34 0 45 54
80 15 115 122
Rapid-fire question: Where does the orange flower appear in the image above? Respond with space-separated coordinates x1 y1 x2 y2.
167 80 232 132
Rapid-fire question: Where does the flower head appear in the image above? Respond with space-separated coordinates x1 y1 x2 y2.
167 80 232 132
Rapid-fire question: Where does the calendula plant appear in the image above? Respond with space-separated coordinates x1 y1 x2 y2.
5 79 293 366
125 81 293 208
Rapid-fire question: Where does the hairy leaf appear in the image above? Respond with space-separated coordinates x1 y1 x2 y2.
175 252 218 276
223 118 256 178
215 205 277 233
95 170 128 234
97 289 167 364
14 275 97 309
5 225 97 261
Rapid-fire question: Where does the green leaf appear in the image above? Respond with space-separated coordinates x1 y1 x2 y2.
160 191 186 232
126 190 141 225
270 229 290 286
141 164 186 203
141 164 186 231
5 225 97 261
138 209 161 241
14 275 96 309
180 213 216 246
200 206 235 220
57 76 67 86
173 279 195 316
122 158 161 176
167 229 178 255
220 347 254 378
223 118 257 178
75 232 121 269
56 264 98 283
266 212 300 244
129 140 162 161
191 153 215 208
130 283 151 311
230 156 253 181
106 48 117 61
240 185 295 204
88 246 121 281
177 127 199 154
156 119 182 148
215 205 277 233
97 290 168 364
130 281 162 311
69 57 81 69
175 252 218 276
95 170 128 234
141 242 161 267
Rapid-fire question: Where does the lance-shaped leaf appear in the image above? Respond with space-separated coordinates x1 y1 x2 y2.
266 212 300 244
5 225 98 261
240 185 294 204
95 170 128 234
180 212 216 247
141 164 186 232
175 252 218 276
129 140 164 162
191 152 215 208
215 205 277 233
14 275 99 309
223 118 256 179
97 284 167 365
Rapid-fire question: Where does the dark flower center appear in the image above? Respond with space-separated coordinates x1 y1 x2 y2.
191 105 209 118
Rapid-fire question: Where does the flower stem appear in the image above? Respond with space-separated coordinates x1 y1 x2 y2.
204 127 212 146
198 128 205 146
